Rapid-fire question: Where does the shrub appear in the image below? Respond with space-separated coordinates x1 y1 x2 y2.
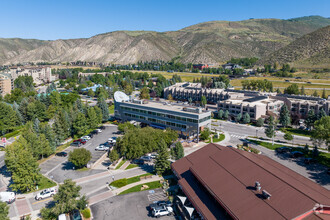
68 148 92 169
81 208 91 218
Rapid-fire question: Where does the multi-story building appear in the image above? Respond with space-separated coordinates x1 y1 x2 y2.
217 96 284 120
9 66 55 85
0 73 13 96
164 83 250 104
273 94 330 118
114 91 211 138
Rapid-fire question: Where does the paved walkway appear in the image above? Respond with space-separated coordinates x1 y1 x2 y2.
88 175 163 205
119 160 131 170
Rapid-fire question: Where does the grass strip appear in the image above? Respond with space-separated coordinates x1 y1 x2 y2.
119 181 162 195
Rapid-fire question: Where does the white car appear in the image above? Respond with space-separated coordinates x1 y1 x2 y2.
95 145 110 151
108 138 117 144
152 205 173 217
0 192 16 204
81 136 91 140
35 187 57 200
96 129 102 133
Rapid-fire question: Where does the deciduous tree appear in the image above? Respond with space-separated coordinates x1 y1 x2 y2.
68 148 92 169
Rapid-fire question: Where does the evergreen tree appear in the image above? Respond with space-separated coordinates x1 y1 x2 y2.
201 96 207 107
242 113 250 124
236 113 242 122
155 140 170 175
218 109 224 119
13 101 24 125
33 118 40 134
312 90 318 97
39 134 53 159
300 86 305 95
322 89 327 99
97 98 109 122
224 110 229 120
276 88 281 94
256 118 264 127
171 142 184 160
317 109 327 120
279 104 291 127
0 102 18 134
305 109 316 129
41 124 57 151
5 137 41 192
0 201 9 220
53 114 66 146
87 107 98 129
73 112 88 137
94 106 103 125
265 116 276 145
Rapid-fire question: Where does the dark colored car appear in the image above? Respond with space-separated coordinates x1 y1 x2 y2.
275 147 292 153
149 201 172 210
88 133 94 138
132 159 145 165
99 126 106 130
290 151 304 158
304 158 317 164
71 141 82 147
77 139 87 145
56 152 68 157
70 210 82 220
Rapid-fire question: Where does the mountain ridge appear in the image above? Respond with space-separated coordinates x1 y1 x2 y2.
1 15 329 65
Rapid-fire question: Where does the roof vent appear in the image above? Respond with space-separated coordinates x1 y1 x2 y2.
255 181 261 191
262 190 271 200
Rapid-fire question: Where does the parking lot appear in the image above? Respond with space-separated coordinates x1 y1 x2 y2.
39 125 118 183
91 189 175 220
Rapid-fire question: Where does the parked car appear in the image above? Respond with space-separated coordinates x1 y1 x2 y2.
108 138 117 144
58 214 67 220
99 126 106 130
149 201 172 210
81 136 91 140
95 129 102 133
35 187 57 200
95 145 110 151
285 80 290 82
140 156 152 161
77 139 87 145
56 152 68 157
70 210 82 220
0 192 16 204
275 147 292 153
152 205 173 218
304 158 317 164
71 141 82 147
290 151 304 158
88 133 94 138
307 81 312 84
132 159 144 165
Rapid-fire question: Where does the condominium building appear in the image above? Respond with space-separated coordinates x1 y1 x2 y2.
273 94 330 118
0 73 13 96
9 66 55 85
217 96 284 120
114 91 211 138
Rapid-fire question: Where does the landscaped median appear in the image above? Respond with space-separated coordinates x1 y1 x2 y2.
119 181 162 195
110 173 153 188
247 139 330 167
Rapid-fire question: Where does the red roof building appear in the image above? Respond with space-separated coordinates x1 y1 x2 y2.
171 143 330 220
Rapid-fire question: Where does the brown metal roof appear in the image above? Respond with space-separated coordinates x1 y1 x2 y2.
171 143 330 220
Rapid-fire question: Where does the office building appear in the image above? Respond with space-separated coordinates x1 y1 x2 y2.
9 66 55 85
0 73 13 96
172 143 330 220
114 91 211 138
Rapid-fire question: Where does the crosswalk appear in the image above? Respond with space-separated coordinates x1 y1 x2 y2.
230 134 246 139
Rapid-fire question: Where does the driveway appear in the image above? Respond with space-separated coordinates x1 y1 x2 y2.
91 188 174 220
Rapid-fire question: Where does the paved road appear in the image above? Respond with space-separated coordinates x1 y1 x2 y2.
40 125 118 183
212 120 312 146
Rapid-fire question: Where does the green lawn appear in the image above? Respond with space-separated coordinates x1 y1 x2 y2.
212 134 225 142
248 139 330 167
110 173 153 188
4 126 23 138
280 128 311 137
26 175 57 194
109 105 114 114
119 181 162 195
125 164 138 170
115 159 127 170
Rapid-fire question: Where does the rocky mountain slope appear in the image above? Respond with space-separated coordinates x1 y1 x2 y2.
0 16 329 65
260 25 330 67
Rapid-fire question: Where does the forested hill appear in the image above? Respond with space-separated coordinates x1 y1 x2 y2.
0 15 329 65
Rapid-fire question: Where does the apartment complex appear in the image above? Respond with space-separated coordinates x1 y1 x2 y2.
172 143 330 220
0 73 13 96
114 91 211 138
273 94 330 118
218 96 284 120
9 66 55 85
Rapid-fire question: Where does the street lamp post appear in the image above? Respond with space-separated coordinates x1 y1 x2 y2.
256 129 258 139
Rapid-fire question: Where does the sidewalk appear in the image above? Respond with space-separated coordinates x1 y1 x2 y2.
88 175 163 205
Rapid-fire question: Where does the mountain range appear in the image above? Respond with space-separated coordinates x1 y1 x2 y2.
0 15 329 66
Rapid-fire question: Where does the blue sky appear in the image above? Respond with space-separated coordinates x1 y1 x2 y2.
1 0 329 40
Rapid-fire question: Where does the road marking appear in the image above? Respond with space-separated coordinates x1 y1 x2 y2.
32 197 53 205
